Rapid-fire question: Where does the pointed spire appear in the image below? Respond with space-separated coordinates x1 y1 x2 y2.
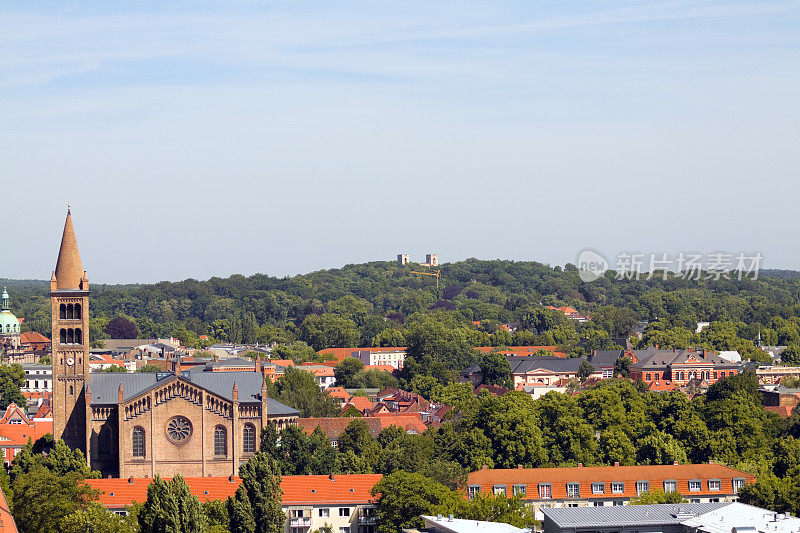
53 207 85 290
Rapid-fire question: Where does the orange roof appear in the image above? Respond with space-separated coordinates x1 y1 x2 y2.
765 405 795 418
371 414 428 434
0 483 18 532
467 464 754 500
317 347 407 362
364 365 395 372
268 359 295 367
312 367 335 377
648 381 678 392
0 420 52 447
474 346 568 358
87 474 383 509
342 396 374 412
326 387 350 400
19 331 50 345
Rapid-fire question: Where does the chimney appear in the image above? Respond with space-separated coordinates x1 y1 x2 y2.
655 344 659 350
517 465 523 469
614 462 619 467
481 465 488 470
255 357 261 374
85 386 92 405
577 463 583 467
117 383 124 403
175 359 182 376
232 382 239 403
673 460 679 465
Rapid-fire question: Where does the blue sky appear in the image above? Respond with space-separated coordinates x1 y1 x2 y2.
1 1 798 283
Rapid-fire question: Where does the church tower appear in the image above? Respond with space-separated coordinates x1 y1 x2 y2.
51 207 90 453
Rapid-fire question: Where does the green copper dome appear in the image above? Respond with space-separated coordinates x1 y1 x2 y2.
0 288 20 336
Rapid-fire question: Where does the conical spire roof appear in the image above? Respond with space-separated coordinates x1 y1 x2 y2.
53 207 85 290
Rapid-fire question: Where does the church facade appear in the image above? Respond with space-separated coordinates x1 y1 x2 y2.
50 209 299 478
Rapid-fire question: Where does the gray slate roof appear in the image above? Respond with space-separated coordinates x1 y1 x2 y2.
543 502 731 527
88 371 299 416
588 350 622 368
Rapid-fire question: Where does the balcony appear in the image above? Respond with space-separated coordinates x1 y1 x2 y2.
358 516 377 525
289 517 312 528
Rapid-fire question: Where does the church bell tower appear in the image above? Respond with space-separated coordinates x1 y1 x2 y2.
51 207 90 453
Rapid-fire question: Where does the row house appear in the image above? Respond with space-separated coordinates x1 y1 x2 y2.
87 473 383 533
628 348 741 387
467 464 753 522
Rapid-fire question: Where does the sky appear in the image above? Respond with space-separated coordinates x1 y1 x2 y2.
1 1 798 284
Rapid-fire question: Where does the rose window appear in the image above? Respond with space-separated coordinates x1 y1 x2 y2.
167 416 192 442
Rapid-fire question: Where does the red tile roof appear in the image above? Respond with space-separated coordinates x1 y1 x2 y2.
87 474 383 509
19 331 50 345
467 464 754 500
765 405 795 418
342 396 374 413
0 484 18 533
648 380 678 392
474 346 568 358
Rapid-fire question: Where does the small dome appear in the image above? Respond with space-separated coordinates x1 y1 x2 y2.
0 288 19 336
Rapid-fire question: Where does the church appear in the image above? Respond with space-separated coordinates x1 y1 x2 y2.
50 208 299 478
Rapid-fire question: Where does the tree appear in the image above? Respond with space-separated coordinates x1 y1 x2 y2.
372 471 461 533
782 345 800 366
62 502 136 533
138 474 207 533
137 364 163 373
613 356 631 378
228 452 285 533
738 473 800 515
98 364 127 373
11 437 97 482
578 361 595 382
0 364 26 409
299 313 359 351
11 467 99 533
268 366 339 418
106 316 139 339
445 494 536 528
630 489 687 505
480 352 512 389
334 358 365 388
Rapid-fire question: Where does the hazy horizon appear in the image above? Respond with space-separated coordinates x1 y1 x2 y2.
2 1 798 284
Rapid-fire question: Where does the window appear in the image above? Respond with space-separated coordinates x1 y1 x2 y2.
319 509 330 518
709 497 720 503
214 426 227 457
132 427 145 458
636 480 649 496
167 416 192 442
467 485 480 499
566 483 580 499
243 424 256 453
690 498 701 504
512 484 526 497
612 500 624 506
591 482 605 495
593 501 604 507
688 480 701 492
339 507 350 517
538 484 551 499
646 373 651 381
493 484 506 496
708 479 721 491
733 478 745 493
339 528 350 533
566 503 578 508
664 480 677 493
611 482 624 494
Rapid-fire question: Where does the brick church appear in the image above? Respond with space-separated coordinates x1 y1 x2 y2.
50 208 299 478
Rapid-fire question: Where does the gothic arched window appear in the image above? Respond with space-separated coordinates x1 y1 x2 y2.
132 427 146 458
214 426 227 457
60 329 67 344
74 328 82 344
59 304 66 319
243 424 256 454
74 303 82 319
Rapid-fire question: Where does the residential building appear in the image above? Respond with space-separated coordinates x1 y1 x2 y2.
21 364 52 394
0 403 52 465
350 349 406 370
542 502 800 533
462 356 600 389
628 348 741 387
756 365 800 385
466 464 753 522
87 473 383 533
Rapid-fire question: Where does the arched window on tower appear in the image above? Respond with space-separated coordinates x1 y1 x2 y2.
74 329 82 344
214 426 227 457
66 304 74 319
74 303 82 319
132 427 146 458
66 329 74 344
60 329 67 344
59 304 66 319
243 424 256 454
